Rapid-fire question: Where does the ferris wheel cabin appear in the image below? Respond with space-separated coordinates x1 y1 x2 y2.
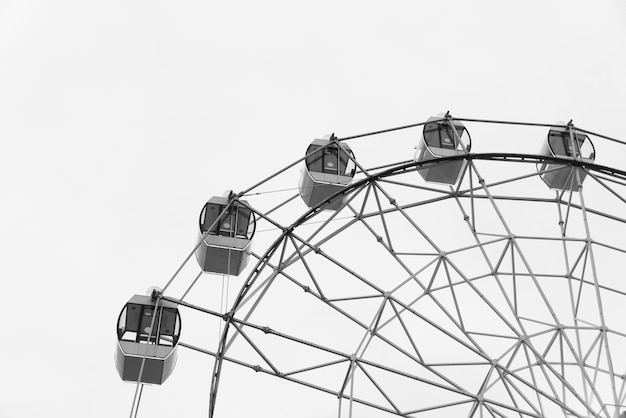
299 136 356 211
115 295 181 385
414 115 469 185
537 124 595 191
195 196 255 276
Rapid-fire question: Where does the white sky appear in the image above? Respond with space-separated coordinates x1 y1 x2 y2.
1 1 626 417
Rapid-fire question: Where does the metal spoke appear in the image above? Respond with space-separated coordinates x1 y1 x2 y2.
122 117 626 418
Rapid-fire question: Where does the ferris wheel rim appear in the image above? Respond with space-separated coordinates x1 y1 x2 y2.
200 150 626 418
238 152 626 272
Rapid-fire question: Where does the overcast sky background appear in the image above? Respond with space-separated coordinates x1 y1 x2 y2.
1 1 626 417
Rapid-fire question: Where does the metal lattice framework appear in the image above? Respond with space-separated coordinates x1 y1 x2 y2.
140 117 626 418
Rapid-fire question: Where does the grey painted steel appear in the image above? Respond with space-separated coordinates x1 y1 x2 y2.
195 235 251 275
126 116 626 418
205 151 626 418
115 341 177 385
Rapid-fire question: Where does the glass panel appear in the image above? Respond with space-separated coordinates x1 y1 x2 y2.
201 203 253 238
453 125 465 139
201 204 222 234
169 312 181 345
235 206 252 238
548 131 569 156
322 147 339 174
139 307 156 342
439 125 457 149
305 144 323 173
157 308 178 346
578 134 594 159
125 304 141 332
424 122 460 149
338 148 352 176
117 306 127 339
159 308 177 337
345 151 356 177
423 122 440 147
218 208 236 236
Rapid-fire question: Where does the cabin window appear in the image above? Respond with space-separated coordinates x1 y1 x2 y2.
234 207 252 238
306 144 354 176
548 131 570 156
158 308 181 346
201 204 252 239
323 147 339 173
118 303 181 345
306 145 322 172
118 303 141 341
339 150 356 177
218 209 237 236
139 307 157 342
548 131 589 158
423 122 462 150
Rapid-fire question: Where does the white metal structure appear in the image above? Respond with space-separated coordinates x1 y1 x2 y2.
122 116 626 418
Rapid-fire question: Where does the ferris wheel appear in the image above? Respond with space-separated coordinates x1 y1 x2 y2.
115 113 626 418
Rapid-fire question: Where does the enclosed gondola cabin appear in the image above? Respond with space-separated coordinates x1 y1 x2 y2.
115 295 181 385
195 196 255 276
414 115 469 185
299 136 356 211
537 124 595 191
